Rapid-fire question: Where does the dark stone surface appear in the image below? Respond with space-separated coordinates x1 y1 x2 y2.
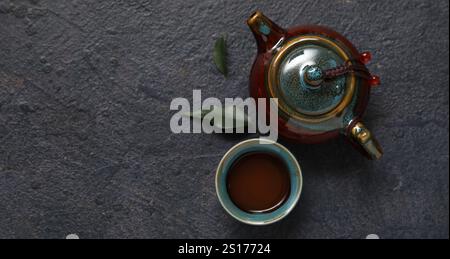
0 0 448 239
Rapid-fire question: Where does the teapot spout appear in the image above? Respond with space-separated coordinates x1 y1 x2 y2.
349 121 383 160
247 11 286 53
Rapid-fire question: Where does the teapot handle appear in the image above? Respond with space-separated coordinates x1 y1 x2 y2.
349 121 383 160
247 11 286 52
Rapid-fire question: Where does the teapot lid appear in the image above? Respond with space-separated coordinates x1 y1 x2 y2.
267 35 358 123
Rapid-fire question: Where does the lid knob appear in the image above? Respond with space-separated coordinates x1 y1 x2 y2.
304 65 324 87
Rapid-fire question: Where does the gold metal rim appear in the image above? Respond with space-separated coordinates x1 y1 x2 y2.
267 35 357 123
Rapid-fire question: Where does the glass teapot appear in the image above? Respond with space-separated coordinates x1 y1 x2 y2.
247 11 383 160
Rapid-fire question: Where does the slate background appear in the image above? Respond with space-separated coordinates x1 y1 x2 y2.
0 0 448 239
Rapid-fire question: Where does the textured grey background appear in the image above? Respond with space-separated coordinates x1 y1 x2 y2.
0 0 448 239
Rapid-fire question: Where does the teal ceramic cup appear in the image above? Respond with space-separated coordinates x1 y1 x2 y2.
215 138 303 225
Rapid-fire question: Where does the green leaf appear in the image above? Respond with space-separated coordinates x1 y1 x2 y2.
213 36 227 77
183 108 212 120
183 105 253 131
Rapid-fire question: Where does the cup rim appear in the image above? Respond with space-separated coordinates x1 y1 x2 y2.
215 138 303 225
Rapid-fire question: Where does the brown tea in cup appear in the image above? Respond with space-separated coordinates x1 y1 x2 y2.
226 152 291 213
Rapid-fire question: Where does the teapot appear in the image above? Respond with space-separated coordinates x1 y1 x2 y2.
247 11 383 160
